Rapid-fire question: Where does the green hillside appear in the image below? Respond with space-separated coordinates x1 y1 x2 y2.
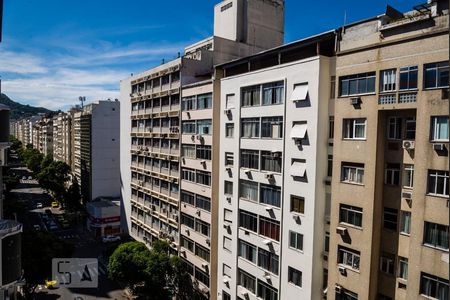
0 93 53 120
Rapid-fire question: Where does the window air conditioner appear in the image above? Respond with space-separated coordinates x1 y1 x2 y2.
338 265 346 274
350 97 360 106
224 109 231 115
433 143 445 151
265 173 274 180
402 191 412 199
336 226 347 235
335 285 342 293
402 140 415 150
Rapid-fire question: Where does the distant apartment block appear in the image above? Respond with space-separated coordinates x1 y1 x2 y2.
73 100 120 203
328 2 449 300
53 112 72 165
120 1 285 298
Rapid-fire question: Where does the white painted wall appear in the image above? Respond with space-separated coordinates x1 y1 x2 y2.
120 79 132 233
217 56 333 300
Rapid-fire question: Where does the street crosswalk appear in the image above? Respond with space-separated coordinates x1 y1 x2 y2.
59 234 80 239
20 179 38 184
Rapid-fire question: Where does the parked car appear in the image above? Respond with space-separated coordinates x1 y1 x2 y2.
102 235 121 243
36 202 43 209
28 176 33 180
51 202 59 208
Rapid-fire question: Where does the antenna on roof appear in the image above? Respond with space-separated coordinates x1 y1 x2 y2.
343 10 347 27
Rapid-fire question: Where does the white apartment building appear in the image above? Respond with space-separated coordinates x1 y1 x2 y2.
73 100 120 203
120 1 285 299
52 112 71 166
216 31 336 300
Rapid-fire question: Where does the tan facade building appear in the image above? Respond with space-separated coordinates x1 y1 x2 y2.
328 2 449 300
52 112 72 166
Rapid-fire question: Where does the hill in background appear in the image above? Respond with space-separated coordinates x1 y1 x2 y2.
0 93 53 120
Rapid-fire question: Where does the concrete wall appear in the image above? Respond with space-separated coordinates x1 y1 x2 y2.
120 78 132 233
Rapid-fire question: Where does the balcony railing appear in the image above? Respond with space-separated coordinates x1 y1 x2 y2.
378 91 417 105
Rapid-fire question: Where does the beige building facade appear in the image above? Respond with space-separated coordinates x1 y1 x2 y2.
328 2 449 300
52 112 72 166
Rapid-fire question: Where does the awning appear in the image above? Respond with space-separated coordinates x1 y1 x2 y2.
290 161 306 177
290 84 309 101
290 123 307 139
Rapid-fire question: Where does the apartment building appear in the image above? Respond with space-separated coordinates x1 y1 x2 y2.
0 104 22 300
52 112 72 165
73 100 120 203
40 117 53 156
215 31 336 300
328 2 449 300
120 1 285 298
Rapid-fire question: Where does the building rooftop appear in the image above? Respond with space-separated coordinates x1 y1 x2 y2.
0 220 22 238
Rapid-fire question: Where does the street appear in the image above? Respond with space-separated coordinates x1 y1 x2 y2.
9 166 129 300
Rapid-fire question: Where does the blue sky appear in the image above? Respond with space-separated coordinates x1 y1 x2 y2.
0 0 417 111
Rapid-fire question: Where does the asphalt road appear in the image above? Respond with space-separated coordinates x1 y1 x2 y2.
9 166 129 300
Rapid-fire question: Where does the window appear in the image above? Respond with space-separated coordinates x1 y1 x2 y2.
261 117 283 139
330 76 336 99
289 231 303 251
225 123 234 138
197 120 212 135
341 163 364 184
195 219 210 237
431 116 449 142
290 195 305 214
338 246 360 270
262 81 284 105
196 145 211 160
195 267 210 286
223 264 231 277
260 184 281 207
380 69 396 92
257 281 278 300
259 216 280 241
261 151 282 173
242 85 261 107
337 289 358 300
224 181 233 195
424 222 449 250
380 254 395 275
241 118 260 138
239 180 258 202
343 118 366 139
196 195 211 212
329 116 335 139
239 210 257 232
399 66 418 90
405 117 416 139
196 93 212 110
181 191 195 206
196 170 211 186
182 168 196 182
325 232 330 252
224 209 233 222
387 117 402 140
403 164 414 188
241 150 259 169
182 121 196 134
223 236 232 251
428 170 449 197
181 236 194 252
339 72 376 96
327 155 333 177
383 208 398 231
339 204 363 227
238 239 257 263
222 292 231 300
181 213 195 229
225 152 234 166
398 257 408 280
258 248 279 275
424 61 449 89
385 163 400 186
195 244 210 262
420 272 449 299
288 267 302 287
238 269 256 293
400 211 411 235
226 94 235 109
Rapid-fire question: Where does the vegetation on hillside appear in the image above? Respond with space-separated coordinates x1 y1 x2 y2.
0 93 53 120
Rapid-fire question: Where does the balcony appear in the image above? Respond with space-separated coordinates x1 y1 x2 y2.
378 91 417 105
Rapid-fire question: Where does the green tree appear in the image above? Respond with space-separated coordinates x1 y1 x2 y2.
40 154 53 170
22 230 74 297
37 161 70 200
108 240 194 300
21 148 44 173
63 176 82 211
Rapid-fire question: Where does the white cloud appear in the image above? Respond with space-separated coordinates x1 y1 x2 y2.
0 50 48 74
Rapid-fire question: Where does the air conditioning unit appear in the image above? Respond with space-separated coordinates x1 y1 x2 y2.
241 291 248 297
200 160 206 164
224 109 231 115
264 272 271 280
206 238 210 245
244 169 251 175
191 134 196 140
226 196 232 202
335 285 342 293
402 140 415 150
151 205 156 211
223 224 231 230
223 277 230 284
402 191 412 199
180 249 186 256
172 214 178 220
196 135 203 140
336 226 347 235
272 151 281 158
226 167 232 171
350 97 361 106
265 173 274 180
295 139 302 146
185 228 190 235
202 262 208 269
338 265 346 275
262 239 272 245
433 143 445 151
196 210 201 216
293 214 301 222
265 206 273 212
